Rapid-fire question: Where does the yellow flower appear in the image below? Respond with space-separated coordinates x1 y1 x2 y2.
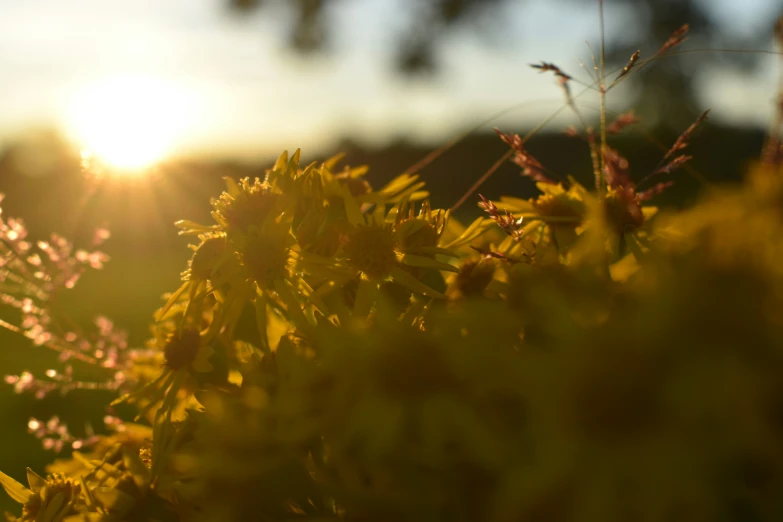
340 214 457 301
163 327 213 373
343 223 398 280
447 258 496 299
531 184 586 220
111 325 216 423
186 234 228 282
0 469 82 522
603 185 644 234
394 200 449 254
211 176 286 235
294 208 344 258
156 234 237 324
236 224 295 290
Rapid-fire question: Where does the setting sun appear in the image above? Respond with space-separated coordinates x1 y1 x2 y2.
66 75 190 172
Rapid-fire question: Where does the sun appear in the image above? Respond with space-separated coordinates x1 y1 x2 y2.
66 75 190 173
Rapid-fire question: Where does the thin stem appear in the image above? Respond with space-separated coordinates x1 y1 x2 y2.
403 97 596 177
763 41 783 165
598 0 607 194
448 44 779 211
608 48 783 93
451 84 598 211
0 317 101 366
451 150 513 212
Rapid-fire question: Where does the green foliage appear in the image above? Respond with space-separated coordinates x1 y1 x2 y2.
3 144 783 521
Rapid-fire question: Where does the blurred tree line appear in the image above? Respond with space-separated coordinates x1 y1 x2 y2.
227 0 767 129
0 125 766 254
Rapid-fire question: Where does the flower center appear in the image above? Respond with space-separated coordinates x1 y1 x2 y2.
23 476 79 520
399 220 440 251
240 228 291 287
344 225 397 279
532 192 585 219
214 179 282 233
164 328 201 370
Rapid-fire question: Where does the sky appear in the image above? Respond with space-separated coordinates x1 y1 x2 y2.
0 0 779 165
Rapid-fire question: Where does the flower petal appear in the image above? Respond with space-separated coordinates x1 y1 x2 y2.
0 471 32 503
26 468 46 493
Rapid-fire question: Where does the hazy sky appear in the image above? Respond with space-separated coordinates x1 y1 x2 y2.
0 0 779 162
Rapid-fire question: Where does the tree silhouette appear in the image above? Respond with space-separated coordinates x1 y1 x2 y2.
227 0 509 74
227 0 772 129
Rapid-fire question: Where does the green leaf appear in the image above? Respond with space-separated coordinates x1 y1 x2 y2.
62 514 104 522
122 450 151 489
353 279 379 319
389 266 445 299
254 295 271 354
399 254 459 273
624 232 646 261
0 471 32 504
273 279 312 331
79 477 98 511
404 246 459 258
154 281 189 322
443 217 493 249
93 487 136 513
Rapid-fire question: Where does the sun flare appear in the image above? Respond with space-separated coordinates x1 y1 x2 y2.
66 75 190 173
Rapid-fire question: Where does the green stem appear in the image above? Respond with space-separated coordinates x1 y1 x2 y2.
598 0 607 194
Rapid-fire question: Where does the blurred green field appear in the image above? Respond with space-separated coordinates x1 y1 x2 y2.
0 251 187 514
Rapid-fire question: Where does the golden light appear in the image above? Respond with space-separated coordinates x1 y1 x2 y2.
66 75 190 173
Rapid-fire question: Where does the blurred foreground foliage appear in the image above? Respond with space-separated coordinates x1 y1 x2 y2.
2 131 783 520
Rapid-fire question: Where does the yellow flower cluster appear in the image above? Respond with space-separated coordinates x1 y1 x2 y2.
3 149 783 522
